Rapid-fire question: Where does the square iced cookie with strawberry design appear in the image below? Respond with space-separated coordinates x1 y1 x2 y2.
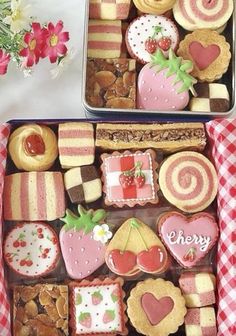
101 149 159 207
70 277 128 336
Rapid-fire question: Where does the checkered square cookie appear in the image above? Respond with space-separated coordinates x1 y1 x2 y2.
179 272 216 308
64 166 102 204
190 83 230 112
185 307 217 336
89 0 131 20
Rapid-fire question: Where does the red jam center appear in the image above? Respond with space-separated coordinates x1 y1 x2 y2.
24 134 45 156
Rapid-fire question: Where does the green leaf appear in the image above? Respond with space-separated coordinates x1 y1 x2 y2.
92 209 106 223
130 218 140 228
75 293 82 305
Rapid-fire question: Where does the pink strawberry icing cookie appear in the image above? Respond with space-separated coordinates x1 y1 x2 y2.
70 277 128 335
157 212 219 268
125 14 179 63
137 49 196 111
60 205 112 280
4 222 59 278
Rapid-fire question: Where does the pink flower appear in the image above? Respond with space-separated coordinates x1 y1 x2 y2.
0 49 11 75
19 22 47 67
42 20 69 63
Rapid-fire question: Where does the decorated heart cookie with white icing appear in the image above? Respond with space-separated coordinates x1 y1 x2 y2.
157 212 219 268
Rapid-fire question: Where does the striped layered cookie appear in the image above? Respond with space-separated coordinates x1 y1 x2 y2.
89 0 131 20
58 122 95 168
88 20 122 58
3 172 65 221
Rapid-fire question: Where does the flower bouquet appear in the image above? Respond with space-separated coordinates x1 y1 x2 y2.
0 0 71 77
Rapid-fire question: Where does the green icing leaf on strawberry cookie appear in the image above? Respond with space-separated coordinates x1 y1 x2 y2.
75 293 82 305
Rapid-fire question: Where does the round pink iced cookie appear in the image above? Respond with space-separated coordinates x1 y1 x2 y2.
126 14 179 64
138 66 189 111
4 222 59 278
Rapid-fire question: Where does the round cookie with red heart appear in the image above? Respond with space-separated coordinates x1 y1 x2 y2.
127 278 186 336
177 29 231 82
125 14 179 64
105 218 169 277
157 212 219 268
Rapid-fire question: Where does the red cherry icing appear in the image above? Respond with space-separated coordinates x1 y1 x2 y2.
107 249 137 275
24 134 45 156
137 245 167 272
189 41 220 70
141 293 174 325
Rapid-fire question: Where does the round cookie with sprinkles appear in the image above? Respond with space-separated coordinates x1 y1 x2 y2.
125 14 179 64
159 151 218 213
4 222 59 278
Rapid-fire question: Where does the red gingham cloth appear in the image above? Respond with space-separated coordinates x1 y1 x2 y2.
0 121 235 335
206 119 236 336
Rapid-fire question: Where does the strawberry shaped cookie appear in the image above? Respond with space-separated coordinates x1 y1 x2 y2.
138 49 197 111
106 218 169 277
60 205 112 279
4 222 59 278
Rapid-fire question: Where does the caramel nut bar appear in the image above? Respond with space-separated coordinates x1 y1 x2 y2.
13 284 68 336
96 123 206 152
86 58 136 109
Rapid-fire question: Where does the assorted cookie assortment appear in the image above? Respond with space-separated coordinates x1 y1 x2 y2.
3 121 220 335
85 0 234 113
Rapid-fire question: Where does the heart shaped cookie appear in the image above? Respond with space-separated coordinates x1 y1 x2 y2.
157 212 219 268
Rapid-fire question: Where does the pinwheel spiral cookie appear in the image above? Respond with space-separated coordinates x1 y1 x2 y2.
177 29 231 82
159 151 218 213
173 0 234 31
133 0 176 15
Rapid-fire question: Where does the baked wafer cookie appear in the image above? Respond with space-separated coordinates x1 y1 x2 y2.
96 123 206 152
89 0 131 20
190 83 230 113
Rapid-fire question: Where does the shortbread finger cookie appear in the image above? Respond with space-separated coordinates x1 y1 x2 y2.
177 30 231 82
127 278 187 336
173 0 234 31
126 14 179 63
4 222 59 278
133 0 176 15
159 151 218 213
88 20 122 58
179 272 216 307
89 0 131 20
190 83 230 113
96 122 207 152
185 307 217 336
58 122 95 168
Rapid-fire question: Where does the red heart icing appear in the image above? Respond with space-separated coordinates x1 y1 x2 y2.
141 293 174 325
158 212 219 268
189 41 220 70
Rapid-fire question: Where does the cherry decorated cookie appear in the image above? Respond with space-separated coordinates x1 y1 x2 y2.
159 151 218 213
126 14 179 63
133 0 176 15
4 222 59 278
137 49 197 111
157 212 219 268
177 29 231 82
127 278 187 336
105 218 169 277
60 205 112 279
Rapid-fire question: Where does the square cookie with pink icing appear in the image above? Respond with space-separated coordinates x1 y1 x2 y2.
70 277 128 336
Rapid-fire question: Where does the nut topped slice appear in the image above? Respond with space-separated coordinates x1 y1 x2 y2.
13 284 68 336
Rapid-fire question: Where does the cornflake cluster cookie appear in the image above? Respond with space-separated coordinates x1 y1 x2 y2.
127 278 187 336
133 0 176 15
4 222 59 278
101 149 159 207
70 277 128 335
8 124 58 171
13 284 68 336
177 29 231 82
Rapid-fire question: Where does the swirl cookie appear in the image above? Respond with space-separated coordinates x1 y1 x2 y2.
177 29 231 82
8 124 58 171
173 0 234 31
133 0 176 15
159 151 218 213
126 14 179 63
127 278 187 336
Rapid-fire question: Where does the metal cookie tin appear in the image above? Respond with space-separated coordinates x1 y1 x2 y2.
82 1 236 118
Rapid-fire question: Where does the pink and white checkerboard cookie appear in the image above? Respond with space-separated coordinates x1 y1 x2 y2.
185 307 217 336
3 222 59 278
89 0 131 20
179 272 216 308
101 149 159 207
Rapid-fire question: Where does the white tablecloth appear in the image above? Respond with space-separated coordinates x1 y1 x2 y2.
0 0 87 122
